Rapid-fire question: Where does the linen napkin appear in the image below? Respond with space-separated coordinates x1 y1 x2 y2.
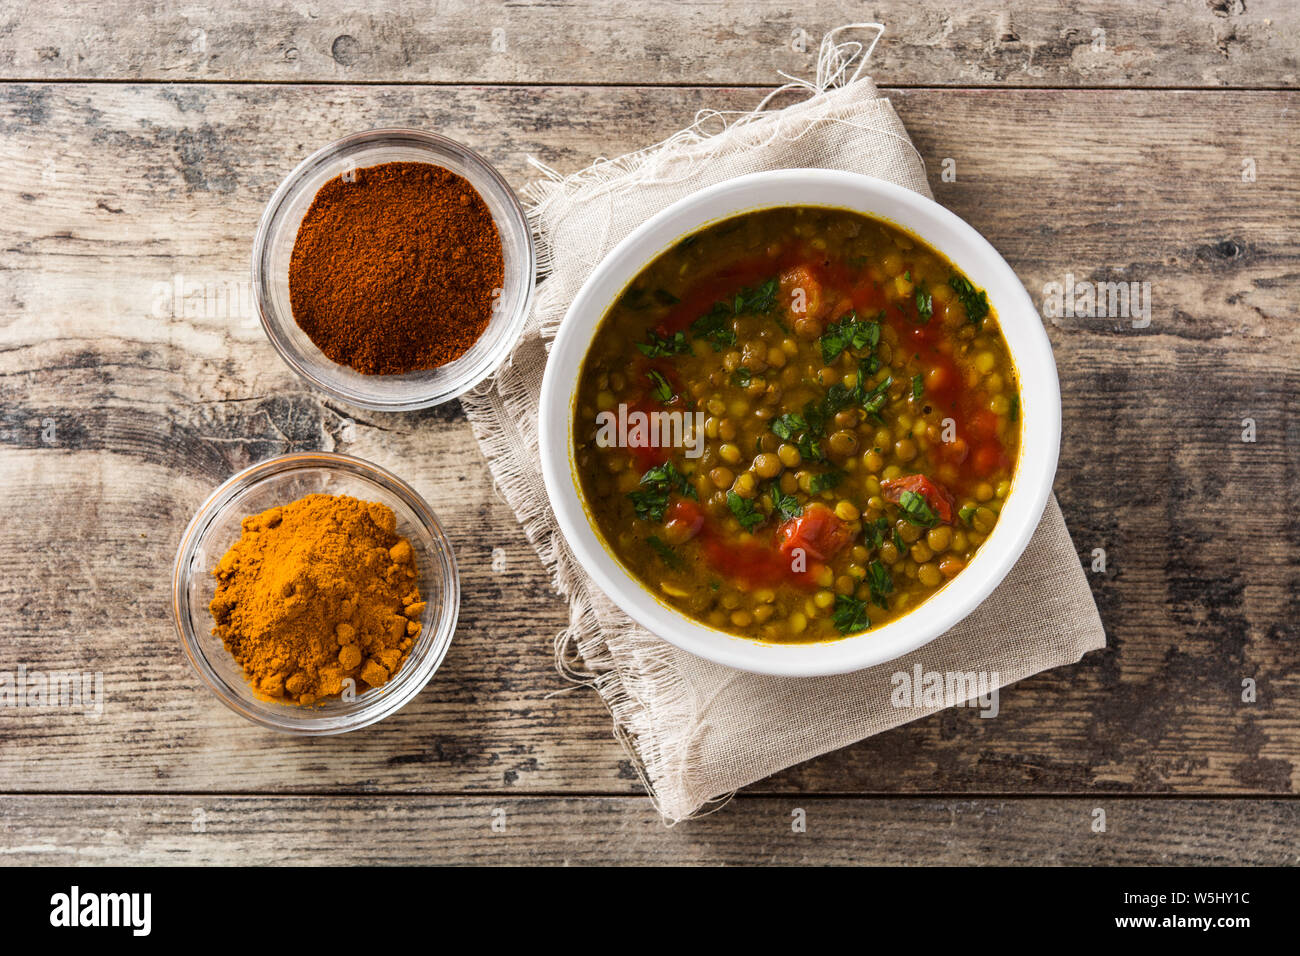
462 25 1106 822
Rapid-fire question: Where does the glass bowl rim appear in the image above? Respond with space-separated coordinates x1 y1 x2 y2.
250 127 536 412
171 450 461 734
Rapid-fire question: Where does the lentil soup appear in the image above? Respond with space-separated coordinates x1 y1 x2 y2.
573 206 1020 644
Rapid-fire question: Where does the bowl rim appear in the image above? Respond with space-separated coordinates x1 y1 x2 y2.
539 169 1061 677
251 127 537 412
171 451 461 733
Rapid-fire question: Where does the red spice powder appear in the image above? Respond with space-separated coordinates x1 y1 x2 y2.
288 161 505 376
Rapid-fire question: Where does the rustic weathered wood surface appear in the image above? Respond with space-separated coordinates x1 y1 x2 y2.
4 0 1296 88
0 1 1296 863
2 797 1296 865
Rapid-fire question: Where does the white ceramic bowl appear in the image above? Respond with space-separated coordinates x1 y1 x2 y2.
539 170 1061 677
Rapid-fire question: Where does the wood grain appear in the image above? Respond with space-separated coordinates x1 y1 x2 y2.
1 796 1294 865
0 82 1296 799
0 0 1295 88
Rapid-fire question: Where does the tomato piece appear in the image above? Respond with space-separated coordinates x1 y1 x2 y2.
880 474 957 525
624 397 668 470
850 279 885 312
664 499 705 543
779 264 827 321
628 445 666 470
776 503 852 562
701 537 797 589
968 409 999 441
922 355 961 409
971 443 1002 478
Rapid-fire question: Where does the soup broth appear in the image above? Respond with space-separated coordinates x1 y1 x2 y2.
573 206 1020 644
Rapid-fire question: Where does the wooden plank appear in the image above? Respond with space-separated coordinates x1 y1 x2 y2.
1 795 1294 865
0 0 1296 88
0 83 1296 795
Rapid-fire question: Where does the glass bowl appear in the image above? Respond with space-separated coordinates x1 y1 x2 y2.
172 452 460 734
252 128 536 411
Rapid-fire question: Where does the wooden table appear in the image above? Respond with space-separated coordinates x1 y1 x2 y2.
1 1 1296 865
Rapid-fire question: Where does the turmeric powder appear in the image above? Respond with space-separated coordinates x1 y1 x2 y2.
209 493 424 705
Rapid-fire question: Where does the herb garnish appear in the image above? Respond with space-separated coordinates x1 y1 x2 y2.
691 277 779 351
898 490 939 528
735 277 778 314
866 561 893 609
730 366 753 388
726 491 764 532
858 375 893 422
646 369 675 403
635 330 689 358
690 306 737 351
958 505 977 525
795 433 824 463
915 282 933 322
770 413 807 441
863 517 891 550
911 373 924 401
832 593 871 635
809 471 844 494
626 462 696 523
949 274 989 327
769 483 803 522
819 313 881 364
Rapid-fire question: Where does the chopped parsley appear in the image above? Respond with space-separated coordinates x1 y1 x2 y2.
858 375 893 422
866 561 893 609
626 462 696 523
958 505 978 525
769 483 803 522
690 305 737 351
691 277 779 351
770 413 807 441
635 330 689 358
832 593 871 635
626 486 670 523
653 288 680 307
809 470 844 494
730 366 753 388
734 277 779 315
949 274 990 327
645 369 675 403
915 282 933 323
892 527 907 554
863 517 891 550
898 490 939 528
803 384 856 435
726 491 764 532
795 432 825 463
911 373 924 401
819 313 880 364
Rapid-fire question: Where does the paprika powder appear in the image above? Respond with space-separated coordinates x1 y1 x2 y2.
288 161 504 376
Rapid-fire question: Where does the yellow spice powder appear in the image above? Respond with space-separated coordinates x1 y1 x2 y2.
209 493 424 705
